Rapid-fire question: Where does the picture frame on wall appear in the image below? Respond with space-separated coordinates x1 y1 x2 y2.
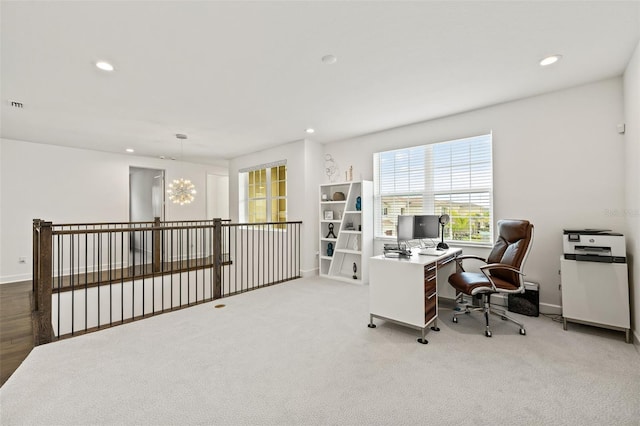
324 210 334 220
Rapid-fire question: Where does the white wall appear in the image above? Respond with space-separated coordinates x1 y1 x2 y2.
623 40 640 343
303 139 324 274
206 173 230 219
0 138 228 283
228 139 323 276
323 78 628 314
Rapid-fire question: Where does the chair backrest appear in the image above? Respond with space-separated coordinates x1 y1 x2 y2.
486 219 534 286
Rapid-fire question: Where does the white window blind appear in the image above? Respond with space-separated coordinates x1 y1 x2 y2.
373 133 493 244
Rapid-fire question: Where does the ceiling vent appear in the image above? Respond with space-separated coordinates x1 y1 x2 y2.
9 100 24 108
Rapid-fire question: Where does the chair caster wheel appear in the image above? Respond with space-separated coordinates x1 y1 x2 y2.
452 317 458 323
485 330 492 337
519 328 526 336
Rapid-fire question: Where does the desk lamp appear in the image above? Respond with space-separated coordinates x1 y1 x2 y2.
437 214 450 250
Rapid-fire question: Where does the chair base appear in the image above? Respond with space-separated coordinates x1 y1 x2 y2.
452 294 526 337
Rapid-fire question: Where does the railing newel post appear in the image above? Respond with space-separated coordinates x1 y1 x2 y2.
213 218 222 300
32 219 42 302
35 221 53 345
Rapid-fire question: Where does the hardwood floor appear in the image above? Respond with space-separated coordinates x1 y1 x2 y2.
0 281 34 387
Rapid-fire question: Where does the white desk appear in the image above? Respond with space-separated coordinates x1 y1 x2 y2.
368 248 462 344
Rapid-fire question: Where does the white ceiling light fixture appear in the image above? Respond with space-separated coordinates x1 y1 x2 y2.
321 54 337 64
539 54 562 66
125 148 134 153
95 61 115 71
306 128 315 134
167 134 196 206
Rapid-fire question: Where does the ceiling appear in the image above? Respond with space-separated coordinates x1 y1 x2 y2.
1 1 639 166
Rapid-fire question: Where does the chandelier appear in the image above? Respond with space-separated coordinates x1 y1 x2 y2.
167 177 196 205
167 134 196 205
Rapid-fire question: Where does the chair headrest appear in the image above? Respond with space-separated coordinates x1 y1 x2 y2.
497 220 532 244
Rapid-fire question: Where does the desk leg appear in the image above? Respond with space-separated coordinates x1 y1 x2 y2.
417 327 428 345
367 314 376 328
430 317 440 332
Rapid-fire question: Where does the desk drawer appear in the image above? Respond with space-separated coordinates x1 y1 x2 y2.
424 267 437 323
424 276 436 295
424 292 437 323
424 263 437 297
424 263 437 280
425 303 436 324
437 254 456 268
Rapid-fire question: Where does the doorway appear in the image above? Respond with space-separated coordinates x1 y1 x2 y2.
129 167 165 258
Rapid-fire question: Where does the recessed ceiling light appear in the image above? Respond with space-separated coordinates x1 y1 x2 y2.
96 61 115 71
321 55 337 64
539 55 562 66
306 128 315 134
126 148 134 153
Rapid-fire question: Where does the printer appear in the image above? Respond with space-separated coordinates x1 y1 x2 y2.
563 229 626 263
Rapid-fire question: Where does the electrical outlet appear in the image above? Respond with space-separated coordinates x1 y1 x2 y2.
18 256 27 264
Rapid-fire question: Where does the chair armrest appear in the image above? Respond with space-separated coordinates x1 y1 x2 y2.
479 263 525 292
454 255 487 272
479 263 524 274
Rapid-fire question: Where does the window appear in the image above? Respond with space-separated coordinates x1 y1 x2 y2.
239 161 287 224
373 134 492 244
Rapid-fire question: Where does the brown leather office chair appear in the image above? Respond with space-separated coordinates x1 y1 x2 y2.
448 219 534 337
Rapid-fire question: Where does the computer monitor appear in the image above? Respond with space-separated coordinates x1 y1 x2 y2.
413 215 440 240
396 215 415 247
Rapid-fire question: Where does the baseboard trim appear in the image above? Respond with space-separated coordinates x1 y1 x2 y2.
539 302 562 315
301 268 318 278
0 273 31 284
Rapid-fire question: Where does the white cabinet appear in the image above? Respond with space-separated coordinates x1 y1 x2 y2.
561 257 631 342
319 181 373 284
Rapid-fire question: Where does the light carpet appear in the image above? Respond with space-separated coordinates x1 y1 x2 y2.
1 276 639 425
